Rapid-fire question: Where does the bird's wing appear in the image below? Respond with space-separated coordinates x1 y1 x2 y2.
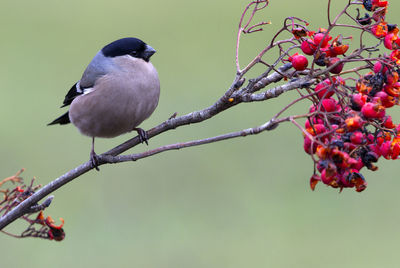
61 82 82 107
60 81 96 108
60 52 111 107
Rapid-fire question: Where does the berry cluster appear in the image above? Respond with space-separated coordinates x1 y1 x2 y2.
35 211 65 241
290 0 400 192
0 169 65 241
289 29 348 74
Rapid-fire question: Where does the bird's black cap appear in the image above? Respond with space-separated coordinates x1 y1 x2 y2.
101 37 155 61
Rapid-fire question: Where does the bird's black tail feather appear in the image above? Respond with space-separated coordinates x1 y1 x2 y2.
48 111 70 125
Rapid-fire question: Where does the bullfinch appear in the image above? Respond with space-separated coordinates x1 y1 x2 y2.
49 37 160 170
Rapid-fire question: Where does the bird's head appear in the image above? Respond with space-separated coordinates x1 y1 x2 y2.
101 37 156 62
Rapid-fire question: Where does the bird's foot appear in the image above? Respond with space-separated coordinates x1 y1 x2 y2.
133 127 149 145
90 151 100 171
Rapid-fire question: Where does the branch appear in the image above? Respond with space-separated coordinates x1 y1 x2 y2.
241 76 317 102
99 119 280 165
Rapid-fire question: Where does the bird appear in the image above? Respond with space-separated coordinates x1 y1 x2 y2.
48 37 160 170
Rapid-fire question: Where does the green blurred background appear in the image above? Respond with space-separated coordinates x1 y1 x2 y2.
1 0 400 267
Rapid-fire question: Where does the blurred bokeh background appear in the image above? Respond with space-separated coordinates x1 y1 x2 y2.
1 0 400 267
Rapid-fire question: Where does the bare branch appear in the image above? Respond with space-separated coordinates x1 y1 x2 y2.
99 119 280 165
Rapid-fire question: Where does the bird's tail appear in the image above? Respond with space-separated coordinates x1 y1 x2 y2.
48 111 70 125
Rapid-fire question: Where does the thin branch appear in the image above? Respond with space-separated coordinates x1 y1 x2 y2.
241 77 317 102
99 119 279 165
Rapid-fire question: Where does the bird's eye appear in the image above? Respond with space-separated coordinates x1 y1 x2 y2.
130 51 138 56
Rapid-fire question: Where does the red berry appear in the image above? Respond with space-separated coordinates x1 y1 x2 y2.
350 158 364 171
321 98 338 112
392 143 400 160
320 168 337 186
304 136 317 154
361 102 386 119
301 39 317 55
350 131 365 145
314 79 333 99
375 91 395 108
345 115 365 131
304 117 323 129
390 49 400 64
385 72 399 86
373 61 388 74
291 54 308 71
373 61 383 73
383 115 396 128
384 33 398 50
307 123 327 136
351 93 367 111
313 33 331 48
379 141 391 159
327 57 344 74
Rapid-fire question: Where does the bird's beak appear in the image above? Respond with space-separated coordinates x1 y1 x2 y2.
143 45 156 62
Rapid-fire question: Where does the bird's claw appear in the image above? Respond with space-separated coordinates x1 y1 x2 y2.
90 151 100 171
134 128 149 145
